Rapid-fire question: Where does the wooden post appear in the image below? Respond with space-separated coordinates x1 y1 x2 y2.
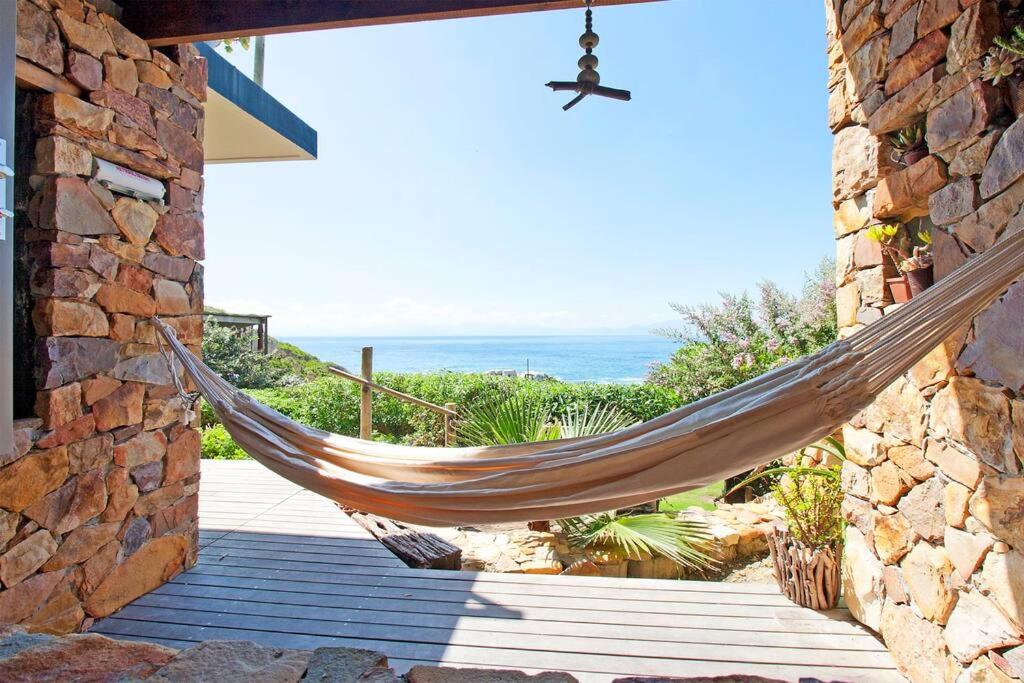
360 346 373 440
444 403 457 447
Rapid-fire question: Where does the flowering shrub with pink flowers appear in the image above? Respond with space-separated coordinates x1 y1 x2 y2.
647 259 837 405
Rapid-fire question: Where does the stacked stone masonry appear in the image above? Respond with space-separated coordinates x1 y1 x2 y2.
828 0 1024 680
3 0 205 634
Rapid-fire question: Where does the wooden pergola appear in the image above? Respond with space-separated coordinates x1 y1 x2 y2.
118 0 661 45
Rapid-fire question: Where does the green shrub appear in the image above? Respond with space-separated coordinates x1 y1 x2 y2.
201 424 249 459
199 372 679 456
202 321 331 390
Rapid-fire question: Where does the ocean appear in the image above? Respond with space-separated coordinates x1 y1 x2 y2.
281 335 679 384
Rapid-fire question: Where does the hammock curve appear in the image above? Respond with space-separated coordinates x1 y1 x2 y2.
157 229 1024 526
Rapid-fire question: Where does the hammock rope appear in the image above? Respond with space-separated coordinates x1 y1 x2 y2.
157 229 1024 526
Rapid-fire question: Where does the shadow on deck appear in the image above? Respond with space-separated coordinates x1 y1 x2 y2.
91 460 904 682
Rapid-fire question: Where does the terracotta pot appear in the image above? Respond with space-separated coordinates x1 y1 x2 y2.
901 147 929 166
886 276 913 303
905 265 934 297
766 527 841 610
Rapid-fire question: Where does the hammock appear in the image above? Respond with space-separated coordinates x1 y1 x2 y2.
157 230 1024 526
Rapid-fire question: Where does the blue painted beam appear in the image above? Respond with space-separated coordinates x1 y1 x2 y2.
197 42 317 161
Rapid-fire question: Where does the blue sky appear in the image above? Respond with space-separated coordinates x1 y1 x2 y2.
204 2 832 336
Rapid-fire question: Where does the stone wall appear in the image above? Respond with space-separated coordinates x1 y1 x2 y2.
2 0 205 633
827 0 1024 680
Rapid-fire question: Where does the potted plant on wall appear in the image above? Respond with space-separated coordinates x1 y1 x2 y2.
887 121 928 166
866 223 934 303
902 229 934 298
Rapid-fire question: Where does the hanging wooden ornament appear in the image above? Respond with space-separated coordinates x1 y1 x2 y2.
546 0 631 111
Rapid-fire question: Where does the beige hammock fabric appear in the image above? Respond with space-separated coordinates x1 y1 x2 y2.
157 229 1024 526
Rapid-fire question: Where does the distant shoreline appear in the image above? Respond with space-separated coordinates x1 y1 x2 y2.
280 334 677 385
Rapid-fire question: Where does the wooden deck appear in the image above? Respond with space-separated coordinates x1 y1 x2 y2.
93 460 904 682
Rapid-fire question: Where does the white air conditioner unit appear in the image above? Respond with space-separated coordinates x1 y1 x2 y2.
93 158 165 203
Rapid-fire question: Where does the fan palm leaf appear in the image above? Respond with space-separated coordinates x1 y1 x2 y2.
558 512 715 570
457 394 558 446
556 403 636 438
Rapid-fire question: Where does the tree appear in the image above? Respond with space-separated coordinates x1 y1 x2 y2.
648 258 838 405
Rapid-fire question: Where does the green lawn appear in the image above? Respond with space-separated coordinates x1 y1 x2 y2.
659 481 724 512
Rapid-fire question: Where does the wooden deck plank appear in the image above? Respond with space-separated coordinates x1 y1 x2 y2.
131 591 889 651
152 574 877 636
191 556 854 619
195 548 804 607
92 618 903 682
109 603 897 669
92 460 901 681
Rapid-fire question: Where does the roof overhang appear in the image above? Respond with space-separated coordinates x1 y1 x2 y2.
120 0 662 46
199 43 317 164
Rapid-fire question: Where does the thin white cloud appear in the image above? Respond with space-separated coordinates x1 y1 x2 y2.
209 296 666 336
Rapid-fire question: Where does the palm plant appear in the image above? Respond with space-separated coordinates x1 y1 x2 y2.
458 398 635 446
456 394 558 446
558 512 715 570
556 403 636 438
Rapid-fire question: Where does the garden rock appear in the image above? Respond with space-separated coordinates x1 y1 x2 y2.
406 667 577 682
302 647 390 682
0 633 175 681
150 640 310 682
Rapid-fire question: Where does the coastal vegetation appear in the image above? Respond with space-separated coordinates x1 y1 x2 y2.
200 259 838 462
647 258 838 404
199 323 679 457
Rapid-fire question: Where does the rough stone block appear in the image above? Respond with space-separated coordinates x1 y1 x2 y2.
154 212 203 260
930 177 979 225
0 634 176 681
947 1 1002 74
868 65 944 134
34 382 82 430
901 541 958 623
970 476 1024 549
102 54 138 95
980 115 1024 199
885 30 948 97
40 176 119 236
84 535 188 616
91 381 145 432
930 377 1014 472
917 0 961 36
16 0 65 74
65 51 102 91
926 80 1003 153
39 92 114 135
0 447 70 513
897 477 945 541
98 13 151 60
944 590 1023 662
94 283 156 317
0 530 58 587
843 526 886 630
873 510 915 563
880 601 952 682
32 299 109 337
53 9 115 59
34 136 92 176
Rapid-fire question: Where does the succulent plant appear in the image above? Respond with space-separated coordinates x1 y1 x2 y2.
982 48 1021 86
995 24 1024 58
866 223 901 244
887 121 926 153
